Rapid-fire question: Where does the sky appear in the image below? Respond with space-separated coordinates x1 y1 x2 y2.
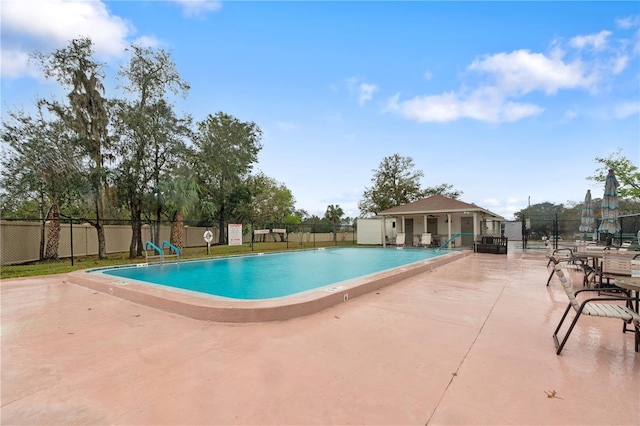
1 1 639 221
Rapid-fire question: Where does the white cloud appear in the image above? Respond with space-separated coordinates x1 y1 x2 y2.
132 35 161 49
590 100 640 120
345 77 378 105
172 0 222 18
612 101 640 119
385 92 461 123
358 83 378 106
616 16 640 30
387 27 638 125
0 50 40 79
501 101 545 122
423 71 433 80
479 198 522 219
611 55 629 74
1 0 135 78
569 30 612 50
385 89 544 123
468 49 597 95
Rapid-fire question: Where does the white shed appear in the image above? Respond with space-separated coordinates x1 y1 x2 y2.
357 218 396 245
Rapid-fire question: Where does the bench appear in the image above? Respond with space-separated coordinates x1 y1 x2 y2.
474 236 508 254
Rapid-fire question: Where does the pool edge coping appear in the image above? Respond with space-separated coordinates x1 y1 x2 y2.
67 249 470 322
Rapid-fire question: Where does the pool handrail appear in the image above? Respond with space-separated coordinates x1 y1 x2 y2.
144 241 180 264
162 240 181 263
436 233 475 251
145 241 163 264
145 241 162 255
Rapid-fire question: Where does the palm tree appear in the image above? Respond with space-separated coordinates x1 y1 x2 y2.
44 202 61 259
324 204 344 242
160 175 199 250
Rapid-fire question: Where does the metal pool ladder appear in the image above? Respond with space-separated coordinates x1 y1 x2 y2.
145 241 181 264
436 233 475 251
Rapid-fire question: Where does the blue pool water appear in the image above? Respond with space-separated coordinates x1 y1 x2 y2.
94 247 445 300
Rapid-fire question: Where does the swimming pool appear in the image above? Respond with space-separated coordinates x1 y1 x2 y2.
71 247 466 322
93 247 446 299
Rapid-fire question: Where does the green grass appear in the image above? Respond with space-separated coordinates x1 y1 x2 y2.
1 241 357 279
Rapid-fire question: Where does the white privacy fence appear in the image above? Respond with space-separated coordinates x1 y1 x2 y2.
0 220 354 265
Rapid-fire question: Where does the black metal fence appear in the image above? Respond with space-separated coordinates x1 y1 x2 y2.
519 213 640 251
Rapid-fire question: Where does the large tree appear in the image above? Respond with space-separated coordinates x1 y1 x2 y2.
221 173 296 242
240 173 296 241
513 202 568 237
193 112 263 244
113 44 191 256
32 38 111 258
1 107 84 259
588 149 639 200
358 153 462 216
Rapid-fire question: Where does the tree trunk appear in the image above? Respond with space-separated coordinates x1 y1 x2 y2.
39 194 46 260
94 177 107 259
44 202 61 259
129 201 142 259
135 218 143 257
170 210 184 250
218 205 225 245
130 224 139 258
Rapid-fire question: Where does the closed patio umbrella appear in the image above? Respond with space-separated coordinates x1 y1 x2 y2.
597 169 621 243
578 189 595 241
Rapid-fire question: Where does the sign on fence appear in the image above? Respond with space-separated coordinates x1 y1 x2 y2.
253 229 269 234
272 228 287 234
228 224 243 246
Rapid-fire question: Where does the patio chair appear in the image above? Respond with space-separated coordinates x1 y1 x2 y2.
420 233 432 247
618 241 632 252
395 233 406 248
545 244 595 287
596 252 640 292
548 256 640 355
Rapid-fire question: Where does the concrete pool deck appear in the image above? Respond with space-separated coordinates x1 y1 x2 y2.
2 250 639 425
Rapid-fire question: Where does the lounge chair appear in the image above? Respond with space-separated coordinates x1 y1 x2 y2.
420 233 432 247
395 233 405 248
547 256 640 354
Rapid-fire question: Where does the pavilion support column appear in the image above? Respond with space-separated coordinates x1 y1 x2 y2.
423 215 427 234
401 216 406 233
447 213 452 248
381 216 386 247
473 212 478 240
